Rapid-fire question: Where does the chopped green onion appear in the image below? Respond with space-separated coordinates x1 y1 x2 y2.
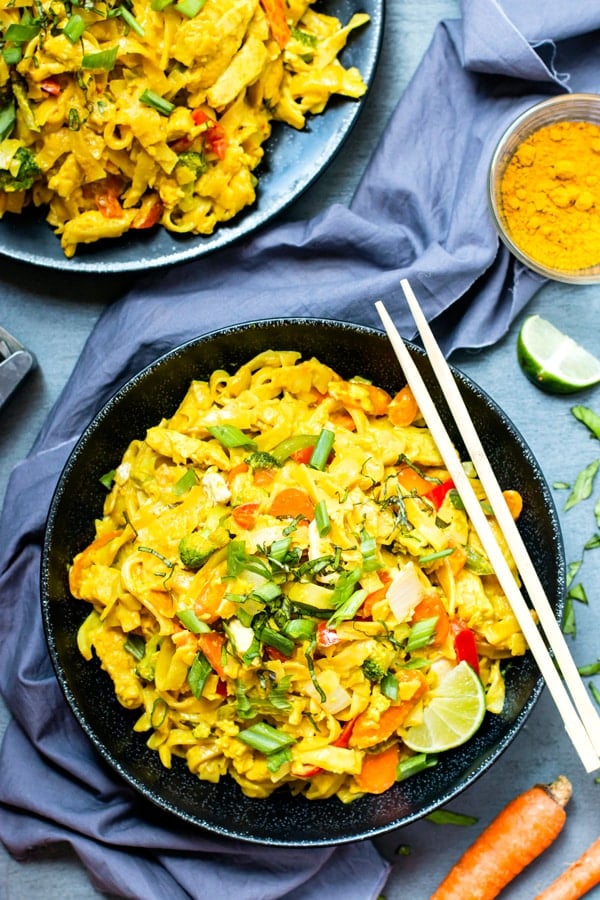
118 5 145 35
562 596 576 636
2 46 22 64
270 434 318 464
175 0 206 17
418 547 455 565
578 659 600 677
251 581 281 603
63 13 86 42
188 651 212 698
381 672 398 701
5 22 40 42
464 545 494 575
124 634 145 660
207 424 256 449
406 616 438 652
82 46 119 69
257 625 294 657
568 583 588 604
360 531 380 571
0 102 15 141
282 618 316 641
151 0 174 9
266 746 292 772
315 499 331 537
176 609 211 634
237 721 295 754
140 88 175 116
396 752 438 782
173 467 198 495
305 637 326 702
268 537 292 562
426 809 478 826
309 428 335 470
99 468 116 489
327 588 367 627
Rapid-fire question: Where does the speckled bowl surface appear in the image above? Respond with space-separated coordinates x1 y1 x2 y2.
41 319 565 846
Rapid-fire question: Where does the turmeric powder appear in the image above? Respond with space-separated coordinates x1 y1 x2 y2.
499 120 600 272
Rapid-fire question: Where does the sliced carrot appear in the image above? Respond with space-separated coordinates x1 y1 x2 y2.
388 384 419 426
534 835 600 900
195 580 226 623
431 776 572 900
231 502 260 529
329 410 357 431
259 0 291 47
355 744 400 794
227 461 250 483
96 188 123 219
269 488 314 522
253 467 276 487
197 631 227 680
397 462 431 496
131 194 163 229
412 593 450 646
350 671 427 749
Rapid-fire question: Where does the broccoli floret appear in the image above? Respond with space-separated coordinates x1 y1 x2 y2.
0 145 41 191
177 150 207 177
179 526 228 569
361 658 387 682
245 451 281 470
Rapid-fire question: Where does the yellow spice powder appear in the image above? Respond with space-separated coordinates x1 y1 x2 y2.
499 119 600 272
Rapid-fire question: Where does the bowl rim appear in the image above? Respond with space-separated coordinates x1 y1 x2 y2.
488 92 600 283
40 317 566 845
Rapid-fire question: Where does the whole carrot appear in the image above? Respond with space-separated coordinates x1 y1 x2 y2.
534 836 600 900
430 775 572 900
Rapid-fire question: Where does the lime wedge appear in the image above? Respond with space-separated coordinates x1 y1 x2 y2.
402 661 486 754
517 315 600 394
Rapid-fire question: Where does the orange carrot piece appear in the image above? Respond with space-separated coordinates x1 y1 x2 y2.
412 594 450 646
355 744 400 794
388 384 419 426
69 529 123 595
396 462 431 496
534 836 600 900
253 467 276 486
231 502 260 530
350 671 427 749
259 0 290 48
269 487 314 522
430 776 573 900
198 631 227 680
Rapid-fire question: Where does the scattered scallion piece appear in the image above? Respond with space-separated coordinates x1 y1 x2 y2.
270 433 318 464
309 428 335 470
99 468 116 489
418 547 455 565
5 22 40 42
360 531 380 571
140 88 175 116
282 618 316 641
396 752 437 782
151 0 174 10
406 616 438 652
257 625 294 657
124 634 145 660
176 609 211 634
82 46 119 70
175 0 205 17
63 13 86 43
315 499 331 537
2 46 22 64
173 467 198 495
327 588 367 627
381 671 399 701
207 424 256 449
0 102 15 141
118 5 145 35
237 721 296 754
188 651 212 698
150 697 168 728
426 809 478 826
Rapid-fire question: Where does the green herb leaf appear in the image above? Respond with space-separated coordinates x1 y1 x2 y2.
63 13 86 42
564 459 600 510
571 405 600 440
173 467 198 495
82 46 119 69
427 809 478 826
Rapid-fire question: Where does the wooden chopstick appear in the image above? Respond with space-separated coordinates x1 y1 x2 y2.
376 285 600 773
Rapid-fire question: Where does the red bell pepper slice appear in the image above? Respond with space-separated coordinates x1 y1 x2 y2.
453 624 479 674
425 478 455 509
316 621 340 647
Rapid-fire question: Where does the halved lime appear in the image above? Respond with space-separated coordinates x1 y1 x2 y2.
402 661 486 753
517 314 600 394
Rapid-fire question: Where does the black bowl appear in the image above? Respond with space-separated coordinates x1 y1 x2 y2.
41 319 565 846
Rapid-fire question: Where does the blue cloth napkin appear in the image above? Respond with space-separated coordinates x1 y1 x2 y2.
2 1 600 897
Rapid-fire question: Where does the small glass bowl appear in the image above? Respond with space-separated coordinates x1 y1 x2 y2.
488 93 600 283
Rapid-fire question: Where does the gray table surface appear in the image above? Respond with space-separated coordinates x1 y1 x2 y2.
1 1 599 897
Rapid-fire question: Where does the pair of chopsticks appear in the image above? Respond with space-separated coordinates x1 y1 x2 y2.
376 280 600 773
